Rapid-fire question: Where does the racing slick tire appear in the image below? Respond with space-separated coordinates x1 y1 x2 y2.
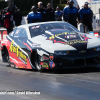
2 47 10 64
34 53 43 71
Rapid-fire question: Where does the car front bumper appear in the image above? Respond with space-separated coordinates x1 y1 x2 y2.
53 51 100 68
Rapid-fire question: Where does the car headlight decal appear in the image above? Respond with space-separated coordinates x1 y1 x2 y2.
94 46 100 51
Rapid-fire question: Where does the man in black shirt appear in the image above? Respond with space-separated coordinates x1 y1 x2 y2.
46 3 55 21
37 1 47 22
13 9 22 26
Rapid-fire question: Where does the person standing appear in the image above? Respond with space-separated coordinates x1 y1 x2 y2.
37 1 47 22
79 2 93 32
76 5 80 23
13 9 22 26
55 6 63 21
3 9 14 34
27 6 42 23
63 0 78 28
46 3 55 21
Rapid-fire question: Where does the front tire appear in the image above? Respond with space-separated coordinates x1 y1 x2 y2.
34 54 42 71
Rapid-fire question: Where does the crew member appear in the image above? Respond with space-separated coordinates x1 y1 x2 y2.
63 0 78 28
13 9 22 26
76 5 80 23
46 3 55 21
27 6 42 23
37 1 47 22
3 9 14 34
55 6 63 21
79 2 93 32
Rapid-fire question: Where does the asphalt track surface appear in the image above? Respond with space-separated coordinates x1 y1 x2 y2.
0 60 100 100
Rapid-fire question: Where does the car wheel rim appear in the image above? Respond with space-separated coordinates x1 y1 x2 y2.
35 55 41 70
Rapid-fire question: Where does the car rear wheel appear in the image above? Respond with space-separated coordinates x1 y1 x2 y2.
2 47 10 64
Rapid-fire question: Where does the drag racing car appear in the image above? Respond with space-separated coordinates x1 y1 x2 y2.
1 21 100 71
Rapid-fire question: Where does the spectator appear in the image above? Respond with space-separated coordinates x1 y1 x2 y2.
8 3 12 12
76 5 80 23
3 9 14 35
55 6 63 21
37 1 47 22
0 11 2 27
46 3 55 21
13 9 22 26
0 8 7 27
27 6 42 23
79 2 93 32
63 0 78 28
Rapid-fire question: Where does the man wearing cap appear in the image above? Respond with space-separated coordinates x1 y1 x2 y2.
79 2 93 32
63 0 78 28
27 6 42 23
55 6 63 21
37 2 47 22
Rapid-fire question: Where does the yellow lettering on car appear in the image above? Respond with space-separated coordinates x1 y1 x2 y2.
9 41 27 64
48 32 76 39
42 63 48 68
66 40 87 45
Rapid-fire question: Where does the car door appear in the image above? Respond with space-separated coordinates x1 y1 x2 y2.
9 28 29 67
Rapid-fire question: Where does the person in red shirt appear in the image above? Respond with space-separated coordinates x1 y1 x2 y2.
3 9 14 35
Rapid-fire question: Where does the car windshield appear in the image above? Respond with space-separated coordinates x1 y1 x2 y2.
29 22 80 38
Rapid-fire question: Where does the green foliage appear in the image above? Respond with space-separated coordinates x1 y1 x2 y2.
14 0 36 11
21 11 29 16
54 4 67 10
14 0 51 16
0 0 69 16
0 1 7 10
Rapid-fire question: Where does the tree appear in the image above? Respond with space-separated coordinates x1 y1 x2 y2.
60 0 62 4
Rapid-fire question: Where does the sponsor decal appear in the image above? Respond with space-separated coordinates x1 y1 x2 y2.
51 29 64 31
18 66 23 68
49 61 55 68
79 50 86 53
49 54 54 61
65 35 76 39
41 56 49 61
31 26 40 29
80 34 91 41
65 40 87 45
32 43 41 47
42 62 48 68
48 32 75 40
9 40 27 64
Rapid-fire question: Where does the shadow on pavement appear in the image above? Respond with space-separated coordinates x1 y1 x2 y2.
41 67 100 74
9 65 100 74
4 59 100 74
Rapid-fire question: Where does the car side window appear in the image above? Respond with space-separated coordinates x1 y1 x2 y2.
14 28 27 38
9 28 17 37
